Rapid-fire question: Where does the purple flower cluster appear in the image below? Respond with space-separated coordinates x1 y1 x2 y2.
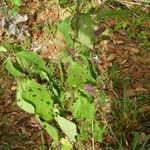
84 83 95 96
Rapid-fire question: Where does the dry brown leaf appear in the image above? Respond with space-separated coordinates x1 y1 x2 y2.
139 105 150 113
139 132 147 144
120 59 127 65
129 47 139 55
126 89 136 97
36 10 51 23
135 87 148 93
113 40 124 45
107 54 116 61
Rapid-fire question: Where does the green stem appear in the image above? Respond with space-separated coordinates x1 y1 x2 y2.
40 131 46 150
92 121 95 150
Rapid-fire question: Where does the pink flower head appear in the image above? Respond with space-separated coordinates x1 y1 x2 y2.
84 83 95 96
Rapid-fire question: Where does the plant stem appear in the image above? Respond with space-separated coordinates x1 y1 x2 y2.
92 121 95 150
40 131 46 150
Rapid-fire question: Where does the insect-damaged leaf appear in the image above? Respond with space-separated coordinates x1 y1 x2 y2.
18 79 53 121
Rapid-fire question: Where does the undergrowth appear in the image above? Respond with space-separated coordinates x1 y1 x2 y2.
1 0 150 149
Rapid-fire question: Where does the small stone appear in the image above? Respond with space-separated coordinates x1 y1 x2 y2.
8 24 18 35
13 14 28 24
11 86 16 91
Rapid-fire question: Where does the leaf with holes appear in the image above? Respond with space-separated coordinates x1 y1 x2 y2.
56 116 77 142
67 61 95 86
21 79 53 121
17 79 34 113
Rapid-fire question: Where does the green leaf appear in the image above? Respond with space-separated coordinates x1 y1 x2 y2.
16 51 50 81
20 79 53 121
17 79 34 113
56 116 77 142
16 51 46 70
61 138 73 150
72 14 95 49
4 57 23 77
93 121 106 142
11 0 21 6
72 96 95 120
67 61 95 86
0 46 7 52
58 18 74 46
36 116 58 147
80 122 91 140
98 9 130 20
59 0 68 5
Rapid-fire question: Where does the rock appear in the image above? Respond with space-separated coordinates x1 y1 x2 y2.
8 24 18 35
13 14 28 24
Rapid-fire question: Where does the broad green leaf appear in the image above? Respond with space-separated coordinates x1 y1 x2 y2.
0 46 7 52
93 121 106 142
67 61 95 86
80 122 91 140
4 57 23 77
17 79 34 113
21 79 53 121
36 116 58 147
61 138 73 150
11 0 21 6
16 51 50 81
59 0 68 5
98 9 130 20
56 116 77 142
58 18 74 46
16 51 46 70
72 96 95 120
72 14 95 49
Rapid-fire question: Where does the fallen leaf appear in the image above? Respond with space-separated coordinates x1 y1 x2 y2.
129 48 139 55
107 54 116 61
139 132 147 144
139 105 150 113
126 89 136 97
135 87 148 93
120 59 127 65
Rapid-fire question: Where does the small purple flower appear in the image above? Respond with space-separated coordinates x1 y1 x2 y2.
84 83 95 96
95 29 101 36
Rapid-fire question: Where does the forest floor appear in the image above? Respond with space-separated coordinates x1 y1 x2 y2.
0 0 150 149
